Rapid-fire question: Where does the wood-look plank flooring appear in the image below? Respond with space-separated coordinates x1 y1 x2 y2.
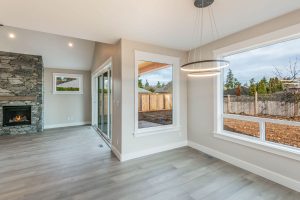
0 126 299 200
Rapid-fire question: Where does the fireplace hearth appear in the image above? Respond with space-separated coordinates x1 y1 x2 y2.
3 106 32 127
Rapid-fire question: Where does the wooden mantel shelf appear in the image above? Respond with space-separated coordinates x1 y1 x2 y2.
0 96 37 101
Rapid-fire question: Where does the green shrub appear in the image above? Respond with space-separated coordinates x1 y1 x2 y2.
56 87 79 91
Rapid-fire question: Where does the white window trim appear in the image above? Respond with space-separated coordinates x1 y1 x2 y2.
134 51 181 136
53 73 83 95
213 23 300 161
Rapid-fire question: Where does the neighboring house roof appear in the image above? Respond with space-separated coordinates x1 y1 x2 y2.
138 87 152 93
281 79 300 90
155 82 172 93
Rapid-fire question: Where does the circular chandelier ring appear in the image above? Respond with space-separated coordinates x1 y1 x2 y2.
188 70 220 77
181 59 230 72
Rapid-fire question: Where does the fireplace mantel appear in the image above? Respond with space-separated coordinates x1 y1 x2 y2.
0 96 37 101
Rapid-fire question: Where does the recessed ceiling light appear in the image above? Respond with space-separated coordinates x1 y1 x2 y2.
68 42 73 47
9 33 15 39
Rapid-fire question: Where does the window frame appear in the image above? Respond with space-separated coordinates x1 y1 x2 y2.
134 51 181 136
213 25 300 161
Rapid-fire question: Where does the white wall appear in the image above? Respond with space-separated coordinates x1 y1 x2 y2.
44 68 91 128
120 39 188 160
0 26 95 70
187 9 300 189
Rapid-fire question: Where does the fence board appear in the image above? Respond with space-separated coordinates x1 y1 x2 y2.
157 94 164 110
139 93 172 112
164 94 172 110
150 94 157 111
141 94 150 112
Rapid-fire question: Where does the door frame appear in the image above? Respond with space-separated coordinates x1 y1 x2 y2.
91 58 112 142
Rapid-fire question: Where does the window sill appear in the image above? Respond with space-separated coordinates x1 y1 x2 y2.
134 125 181 137
214 131 300 161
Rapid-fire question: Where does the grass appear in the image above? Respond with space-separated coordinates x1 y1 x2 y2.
56 87 80 91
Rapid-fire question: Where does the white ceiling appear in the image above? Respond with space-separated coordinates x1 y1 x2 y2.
0 0 300 50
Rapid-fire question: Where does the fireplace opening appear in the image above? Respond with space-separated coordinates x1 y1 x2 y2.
3 106 31 127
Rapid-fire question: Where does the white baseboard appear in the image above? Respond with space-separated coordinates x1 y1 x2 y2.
111 145 122 161
120 141 188 162
188 141 300 192
44 121 91 129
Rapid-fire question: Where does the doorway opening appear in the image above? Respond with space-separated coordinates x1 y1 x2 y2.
97 69 112 141
92 60 112 145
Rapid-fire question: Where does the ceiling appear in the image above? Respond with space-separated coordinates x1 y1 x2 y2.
0 0 300 50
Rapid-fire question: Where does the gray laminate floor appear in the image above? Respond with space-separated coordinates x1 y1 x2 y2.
0 126 299 200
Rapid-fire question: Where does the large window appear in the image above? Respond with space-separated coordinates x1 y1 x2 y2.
137 61 173 129
221 37 300 150
134 51 180 135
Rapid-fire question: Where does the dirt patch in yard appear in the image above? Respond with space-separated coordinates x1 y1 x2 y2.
265 123 300 148
224 118 300 148
224 118 260 138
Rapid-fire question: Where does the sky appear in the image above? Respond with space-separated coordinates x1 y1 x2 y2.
223 37 300 85
139 65 173 86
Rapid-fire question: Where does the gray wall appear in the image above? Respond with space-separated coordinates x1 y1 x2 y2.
91 41 122 153
188 9 300 182
91 39 188 156
0 26 95 70
44 68 91 128
120 39 188 155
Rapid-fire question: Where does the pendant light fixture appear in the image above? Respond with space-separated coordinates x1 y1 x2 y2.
188 70 220 78
181 0 229 77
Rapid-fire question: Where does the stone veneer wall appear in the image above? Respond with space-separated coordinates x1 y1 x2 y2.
0 51 43 135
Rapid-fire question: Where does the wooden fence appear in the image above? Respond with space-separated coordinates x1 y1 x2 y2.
139 93 172 112
225 92 300 117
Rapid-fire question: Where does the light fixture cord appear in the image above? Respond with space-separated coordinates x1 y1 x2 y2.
208 6 215 41
199 0 204 61
189 0 221 70
194 4 201 67
188 4 199 63
210 4 219 39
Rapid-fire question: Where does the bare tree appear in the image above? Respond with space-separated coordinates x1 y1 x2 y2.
274 57 300 80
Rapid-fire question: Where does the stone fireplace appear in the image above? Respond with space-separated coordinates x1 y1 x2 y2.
0 51 43 135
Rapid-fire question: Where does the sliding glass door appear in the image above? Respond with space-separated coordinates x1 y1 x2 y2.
97 69 112 141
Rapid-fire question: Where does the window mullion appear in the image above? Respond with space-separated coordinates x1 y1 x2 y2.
259 120 266 142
